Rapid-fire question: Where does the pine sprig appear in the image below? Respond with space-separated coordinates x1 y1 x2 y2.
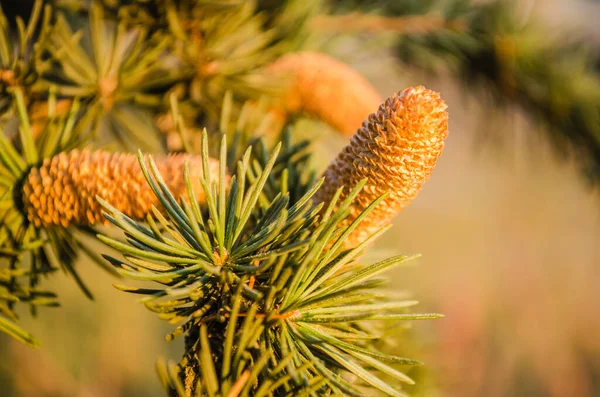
42 2 178 151
159 0 314 121
43 0 317 152
0 0 52 115
98 130 440 396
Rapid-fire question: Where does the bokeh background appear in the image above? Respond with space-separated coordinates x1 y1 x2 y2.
2 0 600 396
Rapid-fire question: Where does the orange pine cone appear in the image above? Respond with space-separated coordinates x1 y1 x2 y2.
266 51 382 137
313 86 449 247
22 150 221 227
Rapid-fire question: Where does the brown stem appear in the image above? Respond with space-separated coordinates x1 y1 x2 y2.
226 370 251 397
311 13 466 34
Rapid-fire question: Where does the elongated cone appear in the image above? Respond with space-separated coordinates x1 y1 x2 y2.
267 52 382 137
313 86 449 247
22 150 221 227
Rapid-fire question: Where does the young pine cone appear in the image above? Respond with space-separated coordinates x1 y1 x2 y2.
22 150 221 227
313 86 449 247
266 51 382 137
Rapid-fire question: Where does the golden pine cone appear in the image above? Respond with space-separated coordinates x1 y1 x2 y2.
22 150 222 227
266 51 382 137
313 86 449 247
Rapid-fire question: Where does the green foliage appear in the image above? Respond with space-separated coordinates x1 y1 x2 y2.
0 0 316 152
0 0 318 347
0 0 57 122
98 129 441 396
0 2 443 395
0 0 51 114
43 2 177 151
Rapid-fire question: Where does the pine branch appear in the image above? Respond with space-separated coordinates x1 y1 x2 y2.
2 0 318 154
311 12 466 34
98 88 447 396
0 0 52 115
41 3 177 151
0 7 454 395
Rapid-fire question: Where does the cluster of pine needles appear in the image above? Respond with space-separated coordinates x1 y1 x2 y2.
100 129 441 396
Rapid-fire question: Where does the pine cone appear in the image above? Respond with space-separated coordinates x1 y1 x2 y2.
313 86 449 247
22 150 222 227
266 52 382 137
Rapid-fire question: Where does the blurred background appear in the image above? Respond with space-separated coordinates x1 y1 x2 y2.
2 0 600 396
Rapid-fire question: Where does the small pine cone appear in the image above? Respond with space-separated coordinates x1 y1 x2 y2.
22 150 222 227
266 52 382 137
313 86 449 247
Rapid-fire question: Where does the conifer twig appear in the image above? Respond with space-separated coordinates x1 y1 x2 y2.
311 12 466 34
99 131 444 396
